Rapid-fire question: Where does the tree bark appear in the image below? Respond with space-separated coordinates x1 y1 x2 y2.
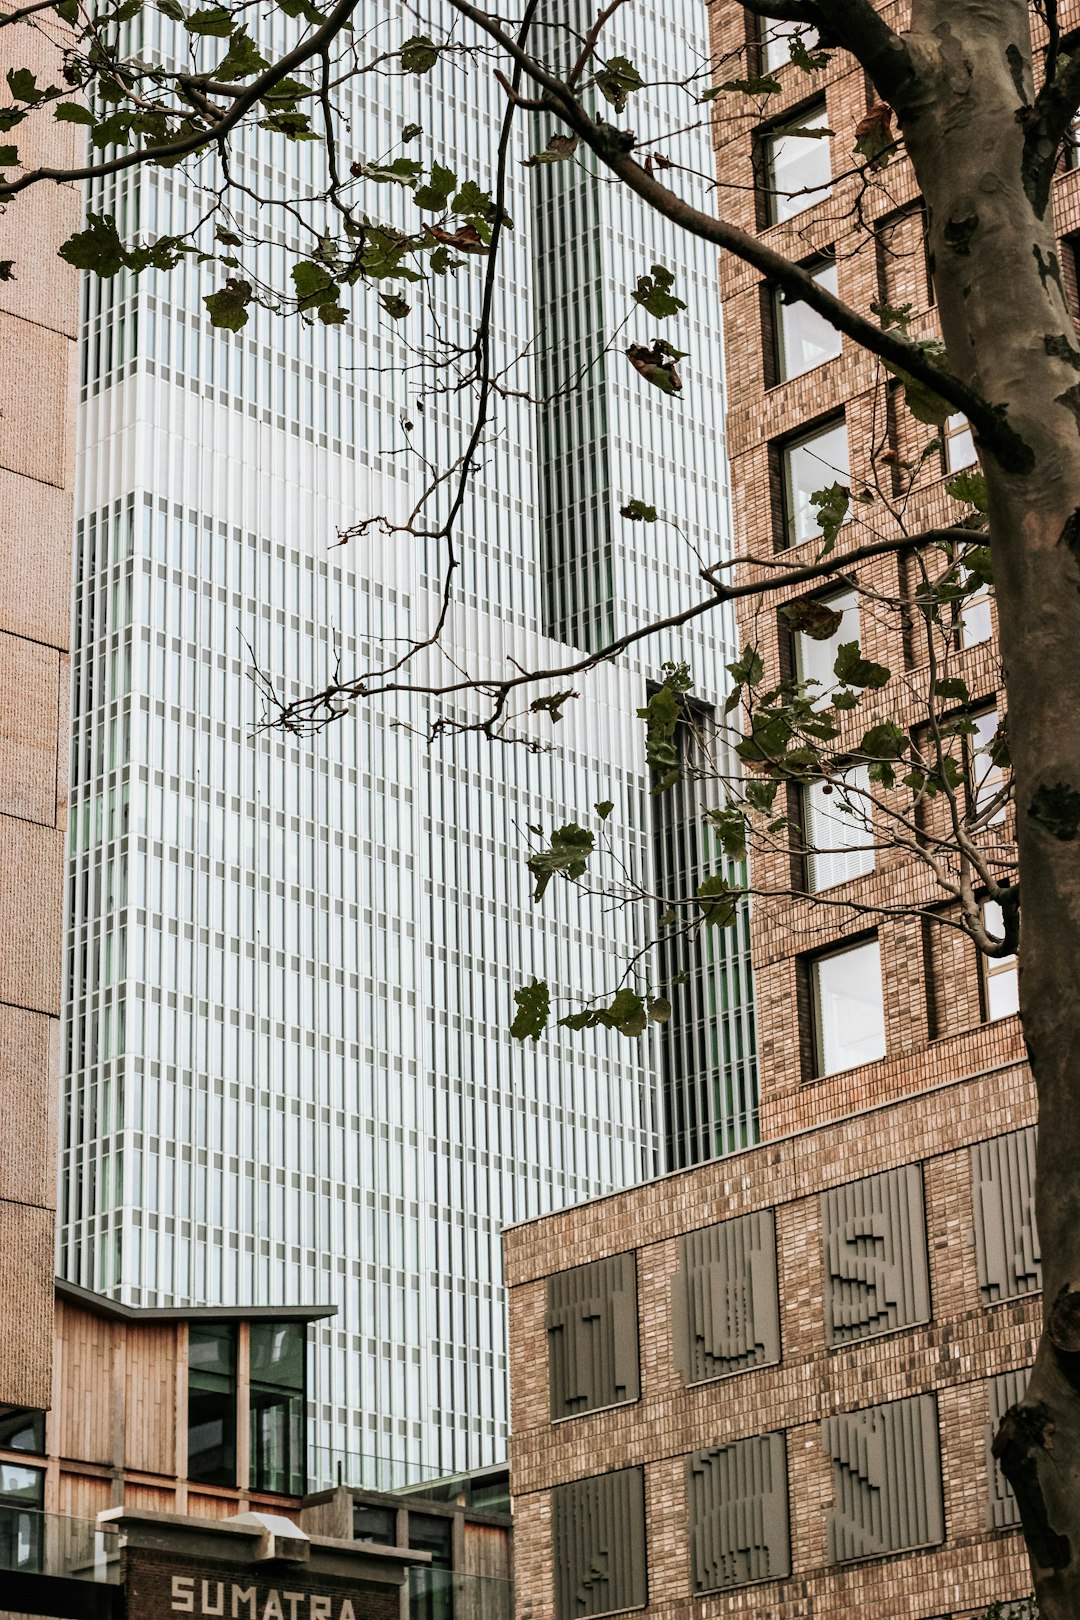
896 4 1080 1610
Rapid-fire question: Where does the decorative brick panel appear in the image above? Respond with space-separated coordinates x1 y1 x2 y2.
547 1253 639 1419
671 1209 779 1382
824 1395 944 1562
987 1369 1031 1531
972 1128 1041 1302
687 1432 789 1591
552 1468 647 1620
821 1165 930 1344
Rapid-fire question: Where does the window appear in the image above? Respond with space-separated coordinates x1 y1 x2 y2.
249 1321 306 1495
188 1322 237 1486
781 417 850 547
944 413 977 472
0 1462 44 1573
774 259 842 380
811 937 886 1075
759 17 820 74
958 587 993 648
969 708 1007 826
355 1503 397 1544
0 1409 45 1454
983 900 1019 1020
804 765 874 891
793 587 860 690
764 103 832 225
409 1513 453 1620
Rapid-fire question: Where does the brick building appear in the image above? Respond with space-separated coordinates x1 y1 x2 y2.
500 5 1072 1617
0 4 79 1420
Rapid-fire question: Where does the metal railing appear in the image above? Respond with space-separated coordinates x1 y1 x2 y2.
0 1507 122 1583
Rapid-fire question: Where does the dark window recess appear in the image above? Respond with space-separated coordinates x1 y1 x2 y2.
249 1321 306 1495
0 1409 45 1455
547 1253 640 1418
187 1322 238 1486
688 1433 790 1590
409 1513 453 1620
821 1166 931 1344
354 1503 398 1544
972 1128 1042 1302
1062 233 1080 325
0 1460 44 1574
671 1211 779 1383
824 1395 944 1561
552 1469 647 1620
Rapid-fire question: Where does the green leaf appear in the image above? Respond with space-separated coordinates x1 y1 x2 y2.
357 157 423 185
452 180 496 221
704 74 782 99
527 823 595 901
883 337 953 427
632 263 686 320
870 298 914 333
216 28 270 79
933 677 970 702
859 720 907 761
400 34 441 73
626 339 684 394
184 4 235 32
275 0 326 21
204 278 253 330
745 780 779 814
58 212 127 277
401 122 422 141
595 800 614 820
54 102 96 125
697 873 737 928
620 498 657 521
945 467 987 511
833 641 891 689
215 224 243 246
530 690 576 724
638 661 692 793
726 644 764 687
0 145 18 167
591 54 643 113
378 292 410 319
523 133 579 168
789 35 830 72
292 259 338 305
704 805 747 861
558 987 662 1039
0 260 13 280
157 0 186 17
509 978 549 1042
810 482 850 552
779 595 844 641
414 161 457 211
7 69 42 104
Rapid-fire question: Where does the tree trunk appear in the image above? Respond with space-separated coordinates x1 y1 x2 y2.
896 4 1080 1610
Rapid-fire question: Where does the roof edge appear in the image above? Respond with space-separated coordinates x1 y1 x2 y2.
56 1279 336 1323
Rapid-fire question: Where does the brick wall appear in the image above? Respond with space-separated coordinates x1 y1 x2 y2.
501 2 1080 1614
0 8 79 1410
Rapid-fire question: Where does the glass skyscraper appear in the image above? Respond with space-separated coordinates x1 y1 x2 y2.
61 0 756 1483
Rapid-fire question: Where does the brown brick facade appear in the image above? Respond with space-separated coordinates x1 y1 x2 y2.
502 2 1071 1614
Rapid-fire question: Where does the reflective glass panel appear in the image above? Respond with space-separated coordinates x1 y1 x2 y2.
783 418 850 546
775 261 841 380
767 104 832 224
813 938 886 1075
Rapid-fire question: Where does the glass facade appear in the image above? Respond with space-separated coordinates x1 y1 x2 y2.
63 0 755 1482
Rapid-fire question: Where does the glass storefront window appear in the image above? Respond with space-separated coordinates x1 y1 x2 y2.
0 1462 44 1573
188 1322 237 1486
250 1321 306 1495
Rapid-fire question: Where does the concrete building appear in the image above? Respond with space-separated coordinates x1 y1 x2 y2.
501 6 1062 1617
61 0 754 1487
0 0 78 1458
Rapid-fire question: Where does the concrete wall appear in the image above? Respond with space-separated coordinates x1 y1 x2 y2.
0 7 80 1410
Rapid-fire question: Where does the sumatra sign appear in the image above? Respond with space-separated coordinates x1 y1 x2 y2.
125 1551 400 1620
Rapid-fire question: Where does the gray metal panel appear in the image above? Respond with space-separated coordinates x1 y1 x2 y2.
821 1165 930 1344
547 1254 640 1419
671 1210 779 1383
824 1394 944 1561
552 1467 647 1619
972 1128 1042 1302
688 1432 790 1591
987 1368 1031 1529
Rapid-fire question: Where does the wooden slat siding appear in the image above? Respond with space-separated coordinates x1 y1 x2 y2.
125 1322 176 1476
56 1298 115 1464
125 1483 179 1512
57 1469 112 1522
462 1522 512 1581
